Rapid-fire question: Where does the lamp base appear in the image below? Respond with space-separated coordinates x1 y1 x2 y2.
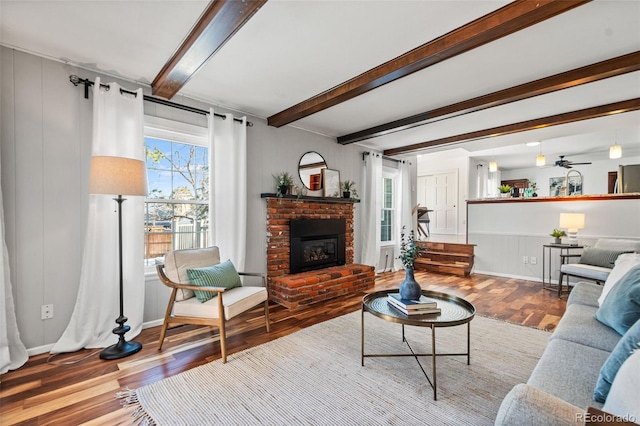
566 230 579 246
99 339 142 360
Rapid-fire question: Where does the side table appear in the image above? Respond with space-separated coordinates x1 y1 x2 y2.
542 244 583 294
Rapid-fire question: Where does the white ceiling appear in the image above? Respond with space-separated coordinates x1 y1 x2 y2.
1 0 639 170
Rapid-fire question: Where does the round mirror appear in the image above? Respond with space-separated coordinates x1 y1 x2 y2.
298 151 327 191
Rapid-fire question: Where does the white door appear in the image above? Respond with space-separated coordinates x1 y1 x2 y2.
417 171 458 235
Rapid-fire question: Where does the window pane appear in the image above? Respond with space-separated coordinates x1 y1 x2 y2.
381 209 392 242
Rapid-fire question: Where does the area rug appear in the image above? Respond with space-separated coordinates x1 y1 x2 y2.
121 312 549 425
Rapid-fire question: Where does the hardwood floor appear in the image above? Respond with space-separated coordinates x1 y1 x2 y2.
1 270 566 425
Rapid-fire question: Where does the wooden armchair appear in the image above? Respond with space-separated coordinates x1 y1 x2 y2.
156 246 269 363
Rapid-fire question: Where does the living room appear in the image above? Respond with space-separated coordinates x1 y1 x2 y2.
2 1 640 424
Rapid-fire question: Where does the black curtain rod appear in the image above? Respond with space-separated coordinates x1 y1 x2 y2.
362 151 405 163
69 75 252 127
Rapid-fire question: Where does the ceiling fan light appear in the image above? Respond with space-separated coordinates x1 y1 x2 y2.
526 141 540 147
609 144 622 159
536 154 546 166
489 161 498 172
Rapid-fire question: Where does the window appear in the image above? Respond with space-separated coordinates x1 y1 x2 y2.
381 172 396 243
144 117 209 263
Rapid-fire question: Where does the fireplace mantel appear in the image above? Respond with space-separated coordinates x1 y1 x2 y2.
261 193 360 203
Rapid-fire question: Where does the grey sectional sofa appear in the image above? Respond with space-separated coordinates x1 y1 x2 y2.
495 282 625 425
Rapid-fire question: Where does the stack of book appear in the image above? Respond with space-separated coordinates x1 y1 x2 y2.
387 292 441 316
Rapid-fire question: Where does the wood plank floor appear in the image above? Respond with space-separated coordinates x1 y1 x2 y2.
0 270 566 425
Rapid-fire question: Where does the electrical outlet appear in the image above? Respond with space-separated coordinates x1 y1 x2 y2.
530 257 537 265
41 304 53 320
523 256 528 264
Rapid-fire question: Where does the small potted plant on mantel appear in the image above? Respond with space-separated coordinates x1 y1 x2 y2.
341 180 358 199
273 171 294 197
550 228 567 244
498 184 512 198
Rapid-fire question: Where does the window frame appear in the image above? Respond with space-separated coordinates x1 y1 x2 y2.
143 116 209 270
380 168 398 246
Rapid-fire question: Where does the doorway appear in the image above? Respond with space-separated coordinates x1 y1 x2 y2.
417 170 458 235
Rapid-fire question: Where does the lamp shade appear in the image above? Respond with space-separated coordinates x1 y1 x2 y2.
536 154 545 166
559 213 585 231
89 156 147 196
489 161 498 172
609 145 622 159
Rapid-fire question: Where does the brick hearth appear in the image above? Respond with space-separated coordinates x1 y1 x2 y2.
262 195 374 309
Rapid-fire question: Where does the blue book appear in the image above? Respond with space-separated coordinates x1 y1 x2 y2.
388 292 438 309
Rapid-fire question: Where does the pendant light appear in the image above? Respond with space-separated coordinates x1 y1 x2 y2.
610 131 622 159
536 142 545 166
489 161 497 172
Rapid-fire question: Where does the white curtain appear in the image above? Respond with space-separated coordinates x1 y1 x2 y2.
52 78 145 353
394 161 414 271
361 153 382 268
209 109 247 271
0 161 28 373
476 162 489 199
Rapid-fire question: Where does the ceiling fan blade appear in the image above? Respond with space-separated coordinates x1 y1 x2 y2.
570 162 592 165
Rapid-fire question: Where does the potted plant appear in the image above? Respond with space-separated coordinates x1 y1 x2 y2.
397 226 427 300
273 171 294 197
550 228 566 244
498 184 512 197
341 180 358 199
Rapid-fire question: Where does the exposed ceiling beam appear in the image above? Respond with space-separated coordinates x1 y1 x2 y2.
267 0 591 128
383 98 640 156
338 51 640 145
152 0 267 100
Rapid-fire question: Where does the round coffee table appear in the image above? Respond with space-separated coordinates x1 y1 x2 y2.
361 289 476 400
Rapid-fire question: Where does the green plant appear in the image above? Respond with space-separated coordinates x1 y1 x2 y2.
341 180 358 198
550 229 567 238
273 171 294 197
498 184 512 193
397 226 427 269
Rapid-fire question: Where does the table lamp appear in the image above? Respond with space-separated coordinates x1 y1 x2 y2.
559 213 585 246
89 155 147 360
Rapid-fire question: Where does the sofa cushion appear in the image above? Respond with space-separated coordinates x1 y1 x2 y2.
165 247 221 301
528 339 609 410
187 260 242 303
599 253 640 306
578 247 631 269
172 286 267 320
596 264 640 335
593 319 640 403
550 303 622 353
567 282 602 308
602 350 640 420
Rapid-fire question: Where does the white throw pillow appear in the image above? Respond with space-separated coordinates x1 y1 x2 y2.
599 253 640 306
602 349 640 421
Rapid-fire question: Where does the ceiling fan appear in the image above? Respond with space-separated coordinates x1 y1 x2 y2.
554 155 592 169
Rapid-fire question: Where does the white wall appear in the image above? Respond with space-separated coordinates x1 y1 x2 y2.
468 198 640 281
416 148 469 236
0 47 366 352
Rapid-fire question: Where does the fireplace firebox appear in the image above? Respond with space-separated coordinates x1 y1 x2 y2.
290 219 346 274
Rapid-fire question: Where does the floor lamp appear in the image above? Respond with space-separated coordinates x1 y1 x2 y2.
89 155 147 360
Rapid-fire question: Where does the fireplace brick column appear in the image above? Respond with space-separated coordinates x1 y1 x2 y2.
263 195 373 308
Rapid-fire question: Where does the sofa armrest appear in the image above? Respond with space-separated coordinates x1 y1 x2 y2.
495 384 584 426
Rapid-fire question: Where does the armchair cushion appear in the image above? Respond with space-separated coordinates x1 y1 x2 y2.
187 260 242 303
578 247 632 269
560 263 611 283
165 247 221 301
172 286 268 320
596 265 640 335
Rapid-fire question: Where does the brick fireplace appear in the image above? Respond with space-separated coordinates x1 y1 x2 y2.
262 195 374 308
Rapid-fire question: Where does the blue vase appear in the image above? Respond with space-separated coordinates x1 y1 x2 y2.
399 267 422 300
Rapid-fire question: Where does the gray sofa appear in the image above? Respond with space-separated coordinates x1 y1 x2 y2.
495 282 625 425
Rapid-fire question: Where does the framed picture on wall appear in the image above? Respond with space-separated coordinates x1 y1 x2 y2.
549 177 566 196
322 169 340 197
